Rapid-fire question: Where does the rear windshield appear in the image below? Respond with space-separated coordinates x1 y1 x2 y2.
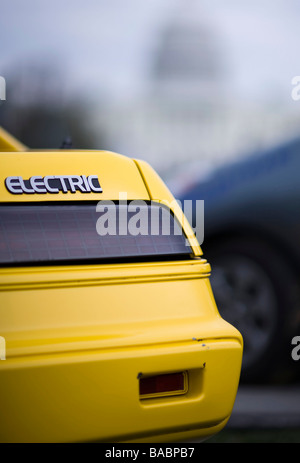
0 202 192 265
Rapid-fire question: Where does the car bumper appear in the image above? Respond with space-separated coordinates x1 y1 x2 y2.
0 260 242 442
0 334 242 443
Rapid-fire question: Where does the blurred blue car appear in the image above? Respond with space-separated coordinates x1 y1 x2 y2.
175 139 300 383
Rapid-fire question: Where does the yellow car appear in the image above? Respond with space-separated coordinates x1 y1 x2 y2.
0 127 243 443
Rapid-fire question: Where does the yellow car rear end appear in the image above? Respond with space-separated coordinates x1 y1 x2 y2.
0 128 242 443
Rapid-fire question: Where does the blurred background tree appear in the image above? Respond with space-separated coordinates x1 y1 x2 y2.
0 62 106 150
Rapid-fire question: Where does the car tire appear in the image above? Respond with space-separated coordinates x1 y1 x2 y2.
205 237 300 384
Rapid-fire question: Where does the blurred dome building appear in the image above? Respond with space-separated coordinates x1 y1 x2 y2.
150 5 223 102
94 1 299 176
95 2 228 172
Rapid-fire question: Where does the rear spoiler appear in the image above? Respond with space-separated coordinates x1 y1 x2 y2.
0 127 27 152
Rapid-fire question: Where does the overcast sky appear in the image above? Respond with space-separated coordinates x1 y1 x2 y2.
1 0 300 107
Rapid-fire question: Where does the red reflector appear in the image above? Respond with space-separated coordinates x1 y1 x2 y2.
139 372 187 398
